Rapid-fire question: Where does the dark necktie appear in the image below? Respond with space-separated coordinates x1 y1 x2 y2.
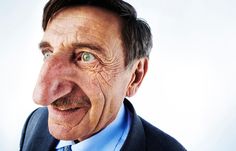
58 145 72 151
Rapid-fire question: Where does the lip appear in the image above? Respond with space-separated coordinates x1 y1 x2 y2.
52 106 80 114
48 105 88 123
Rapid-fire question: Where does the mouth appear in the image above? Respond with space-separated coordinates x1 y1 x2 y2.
48 94 91 123
48 103 89 125
53 106 80 112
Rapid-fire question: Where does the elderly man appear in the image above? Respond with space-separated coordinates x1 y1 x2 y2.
20 0 186 150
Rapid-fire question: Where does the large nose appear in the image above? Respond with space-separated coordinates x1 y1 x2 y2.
33 53 74 106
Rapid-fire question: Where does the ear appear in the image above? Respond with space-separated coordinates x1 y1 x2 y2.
126 57 148 97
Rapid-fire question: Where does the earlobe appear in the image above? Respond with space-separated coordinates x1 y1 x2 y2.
126 58 148 97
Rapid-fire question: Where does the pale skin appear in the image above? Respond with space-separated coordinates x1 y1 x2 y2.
33 6 148 141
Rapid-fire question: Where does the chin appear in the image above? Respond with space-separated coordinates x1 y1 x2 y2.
48 121 93 141
48 122 76 140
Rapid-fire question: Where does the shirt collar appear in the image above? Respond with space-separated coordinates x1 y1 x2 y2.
56 103 131 151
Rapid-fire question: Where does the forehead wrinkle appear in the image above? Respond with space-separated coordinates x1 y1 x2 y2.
51 19 121 41
52 6 122 26
46 21 120 50
46 8 123 47
48 13 121 32
43 32 109 57
53 15 110 28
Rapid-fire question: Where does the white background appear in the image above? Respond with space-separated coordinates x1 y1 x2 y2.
0 0 236 150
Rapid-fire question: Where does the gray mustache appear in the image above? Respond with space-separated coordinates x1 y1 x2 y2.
52 95 90 107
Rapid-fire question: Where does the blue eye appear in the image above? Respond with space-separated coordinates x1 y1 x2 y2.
43 51 52 60
81 52 95 62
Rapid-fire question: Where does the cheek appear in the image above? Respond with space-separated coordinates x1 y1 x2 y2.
76 65 115 98
80 71 105 97
74 70 107 111
79 70 115 115
95 66 128 97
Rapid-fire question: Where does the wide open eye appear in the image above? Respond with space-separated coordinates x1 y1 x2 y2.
80 52 95 63
43 51 52 60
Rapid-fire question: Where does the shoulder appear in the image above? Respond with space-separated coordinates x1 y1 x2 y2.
20 108 48 141
26 107 48 123
20 107 52 151
140 117 186 151
123 99 186 151
22 107 48 135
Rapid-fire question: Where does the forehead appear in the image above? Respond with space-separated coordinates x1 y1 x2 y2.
43 6 123 48
50 5 121 26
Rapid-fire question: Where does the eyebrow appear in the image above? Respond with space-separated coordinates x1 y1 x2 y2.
72 42 105 53
39 41 106 53
39 41 51 49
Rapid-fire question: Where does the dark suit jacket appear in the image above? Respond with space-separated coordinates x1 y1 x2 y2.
20 99 186 151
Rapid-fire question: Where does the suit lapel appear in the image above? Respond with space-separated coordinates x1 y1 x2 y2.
121 99 146 151
31 108 59 151
30 129 58 151
21 107 58 151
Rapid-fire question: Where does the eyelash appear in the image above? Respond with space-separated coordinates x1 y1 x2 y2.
76 51 96 62
42 49 53 60
41 49 99 65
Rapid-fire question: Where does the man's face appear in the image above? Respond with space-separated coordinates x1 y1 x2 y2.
33 6 134 141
